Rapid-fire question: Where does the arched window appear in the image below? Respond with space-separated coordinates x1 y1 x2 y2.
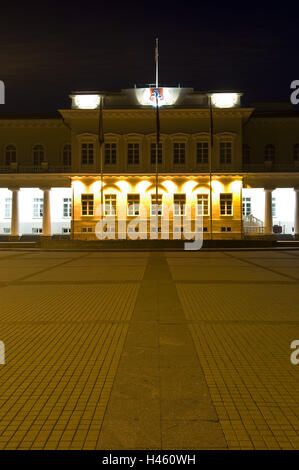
293 144 299 161
264 144 275 162
242 144 250 164
63 144 71 166
5 145 17 165
33 144 45 166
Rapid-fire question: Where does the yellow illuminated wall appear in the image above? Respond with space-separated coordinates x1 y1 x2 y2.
71 175 243 239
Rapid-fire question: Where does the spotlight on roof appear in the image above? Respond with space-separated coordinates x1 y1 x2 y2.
209 92 241 108
70 93 101 109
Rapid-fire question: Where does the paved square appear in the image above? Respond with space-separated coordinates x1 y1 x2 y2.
0 248 298 449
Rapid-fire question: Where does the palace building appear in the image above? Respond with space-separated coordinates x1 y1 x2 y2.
0 87 299 241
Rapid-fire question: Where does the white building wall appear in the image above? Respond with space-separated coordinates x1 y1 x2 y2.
272 188 295 234
243 187 295 234
0 187 72 235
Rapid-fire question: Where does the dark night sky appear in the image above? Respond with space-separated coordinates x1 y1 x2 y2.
0 1 298 113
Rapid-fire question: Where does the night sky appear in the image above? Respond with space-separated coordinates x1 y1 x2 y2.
0 1 298 113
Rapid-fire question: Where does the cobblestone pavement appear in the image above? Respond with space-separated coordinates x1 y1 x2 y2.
0 249 298 449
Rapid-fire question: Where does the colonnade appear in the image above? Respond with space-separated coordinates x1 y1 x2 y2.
5 187 299 237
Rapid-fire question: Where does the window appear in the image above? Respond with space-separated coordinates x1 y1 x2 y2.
197 194 209 216
3 228 10 234
174 194 186 216
32 228 42 234
63 198 72 218
105 143 117 165
127 194 140 216
242 197 251 216
63 144 71 166
243 144 250 164
4 198 12 218
264 144 275 162
33 145 45 166
173 143 185 164
272 197 276 218
81 194 94 216
150 143 162 164
33 198 43 218
128 143 140 165
220 142 232 164
82 227 92 233
293 144 299 161
105 194 117 216
5 145 17 165
196 142 209 164
62 228 71 233
220 194 233 215
151 194 163 216
81 143 94 165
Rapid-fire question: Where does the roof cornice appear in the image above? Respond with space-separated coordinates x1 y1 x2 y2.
59 108 254 120
0 119 65 128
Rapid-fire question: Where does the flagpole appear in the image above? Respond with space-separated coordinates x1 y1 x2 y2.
155 94 159 235
99 96 104 218
100 143 104 214
155 38 159 88
209 95 213 240
154 38 159 236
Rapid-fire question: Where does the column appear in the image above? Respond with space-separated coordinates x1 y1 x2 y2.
42 188 51 236
264 189 273 235
10 188 20 237
294 189 299 237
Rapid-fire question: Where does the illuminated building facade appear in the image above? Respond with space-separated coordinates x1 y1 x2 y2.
0 88 299 241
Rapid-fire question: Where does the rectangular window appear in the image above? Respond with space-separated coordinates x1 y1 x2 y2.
63 197 72 218
242 197 251 216
82 227 92 233
81 143 94 165
127 194 140 216
196 142 209 164
33 198 43 218
4 197 12 218
174 194 186 216
32 228 42 234
150 143 162 164
173 143 186 164
128 143 140 165
151 194 163 216
81 194 94 216
220 142 232 164
3 228 10 234
62 228 71 233
104 143 117 165
105 194 117 216
220 193 233 215
197 194 209 216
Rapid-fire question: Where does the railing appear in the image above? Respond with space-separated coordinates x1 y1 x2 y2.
243 214 264 234
1 163 298 174
0 164 73 174
243 163 299 172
